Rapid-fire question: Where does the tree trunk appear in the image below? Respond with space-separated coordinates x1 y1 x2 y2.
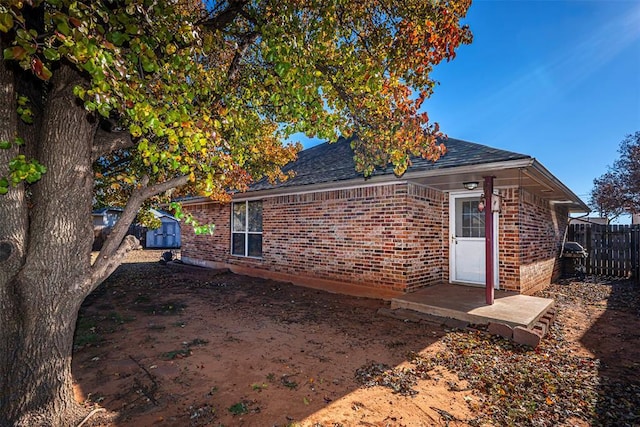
0 62 98 426
1 295 86 426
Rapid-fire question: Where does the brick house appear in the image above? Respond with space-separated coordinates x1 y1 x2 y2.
180 137 588 299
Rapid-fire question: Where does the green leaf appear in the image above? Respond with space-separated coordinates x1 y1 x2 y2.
148 117 160 130
82 59 98 75
73 85 86 99
108 31 129 46
125 24 139 35
194 224 216 235
25 172 41 183
141 56 156 73
54 16 71 36
265 50 276 62
0 141 10 149
274 62 290 77
3 46 27 61
130 124 142 137
18 108 33 123
97 102 111 117
43 48 61 61
0 12 14 33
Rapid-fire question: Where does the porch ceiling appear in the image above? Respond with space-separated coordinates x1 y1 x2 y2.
406 160 589 213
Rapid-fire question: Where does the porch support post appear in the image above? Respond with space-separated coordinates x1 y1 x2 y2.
484 176 495 305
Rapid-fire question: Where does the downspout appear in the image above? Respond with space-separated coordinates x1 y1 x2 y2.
484 176 495 305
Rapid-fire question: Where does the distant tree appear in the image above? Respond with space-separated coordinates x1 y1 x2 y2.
0 0 472 425
590 132 640 219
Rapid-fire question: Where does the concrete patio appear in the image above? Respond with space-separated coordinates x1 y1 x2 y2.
390 283 554 329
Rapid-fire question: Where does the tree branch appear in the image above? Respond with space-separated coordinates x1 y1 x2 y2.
227 31 259 82
315 63 352 105
92 129 134 161
88 174 190 291
199 0 249 32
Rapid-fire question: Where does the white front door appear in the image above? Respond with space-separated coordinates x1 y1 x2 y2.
449 192 499 288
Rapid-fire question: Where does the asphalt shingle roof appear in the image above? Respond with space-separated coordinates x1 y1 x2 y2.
250 136 530 191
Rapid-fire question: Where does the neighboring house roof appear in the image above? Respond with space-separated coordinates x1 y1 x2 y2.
92 207 124 215
92 207 179 224
570 216 609 225
149 208 179 221
250 136 530 191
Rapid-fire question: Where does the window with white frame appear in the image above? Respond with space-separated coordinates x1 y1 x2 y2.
456 199 485 238
231 201 263 257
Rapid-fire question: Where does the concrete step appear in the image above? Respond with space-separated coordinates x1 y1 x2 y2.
489 306 556 348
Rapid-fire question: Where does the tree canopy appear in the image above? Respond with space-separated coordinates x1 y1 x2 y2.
2 0 472 205
590 131 640 220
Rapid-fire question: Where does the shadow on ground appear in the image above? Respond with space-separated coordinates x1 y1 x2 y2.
578 277 640 426
72 251 465 426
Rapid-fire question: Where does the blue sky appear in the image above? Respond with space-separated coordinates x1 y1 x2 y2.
294 0 640 219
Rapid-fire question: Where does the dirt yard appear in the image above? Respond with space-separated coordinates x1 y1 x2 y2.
74 250 640 427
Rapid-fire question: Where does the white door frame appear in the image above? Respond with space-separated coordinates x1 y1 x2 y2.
448 191 500 289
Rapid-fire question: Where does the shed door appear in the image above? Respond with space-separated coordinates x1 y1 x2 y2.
449 193 499 288
147 220 180 248
162 222 177 248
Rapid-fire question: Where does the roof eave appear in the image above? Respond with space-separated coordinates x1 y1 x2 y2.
233 174 408 200
179 157 590 214
529 159 590 213
400 158 535 180
241 158 540 199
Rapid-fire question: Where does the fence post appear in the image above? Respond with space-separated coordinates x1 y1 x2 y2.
633 225 639 284
586 224 592 275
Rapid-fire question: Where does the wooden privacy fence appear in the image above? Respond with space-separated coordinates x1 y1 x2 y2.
568 224 640 281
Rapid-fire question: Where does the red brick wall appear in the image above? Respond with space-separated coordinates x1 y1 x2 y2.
517 190 568 294
182 183 445 295
498 188 521 291
405 184 446 291
181 183 568 296
264 184 412 292
496 188 568 294
180 202 231 263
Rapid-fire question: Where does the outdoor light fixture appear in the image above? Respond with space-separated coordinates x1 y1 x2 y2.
463 181 479 190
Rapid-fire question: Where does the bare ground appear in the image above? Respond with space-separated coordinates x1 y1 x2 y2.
73 250 640 427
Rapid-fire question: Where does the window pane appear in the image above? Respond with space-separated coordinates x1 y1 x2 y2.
233 203 246 232
461 203 485 238
469 211 485 237
232 233 246 256
463 201 472 215
247 233 262 257
471 214 483 228
248 201 263 232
